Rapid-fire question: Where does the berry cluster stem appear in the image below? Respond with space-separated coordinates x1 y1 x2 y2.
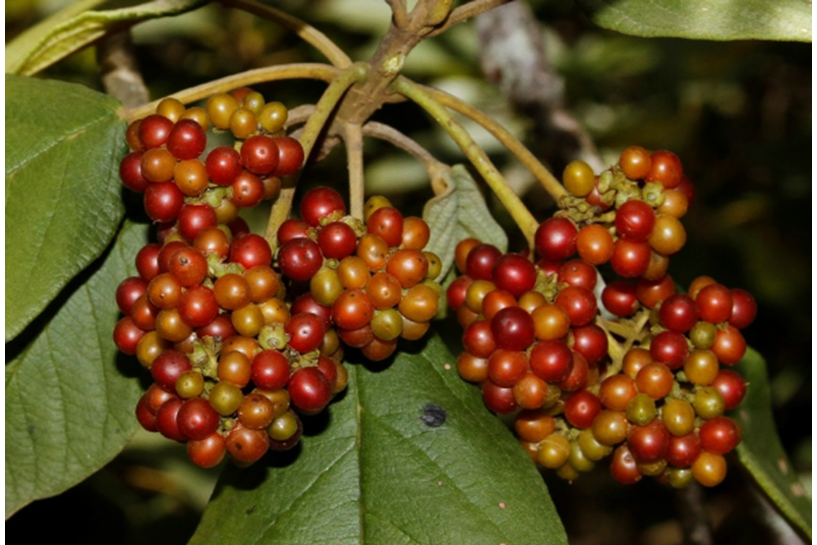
420 84 567 203
264 62 370 247
391 76 539 249
126 63 339 121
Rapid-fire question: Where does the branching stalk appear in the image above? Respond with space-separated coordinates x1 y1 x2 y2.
220 0 352 68
264 62 370 245
387 0 410 29
126 63 339 120
297 62 370 161
597 308 652 377
392 76 539 249
420 84 567 202
342 123 366 220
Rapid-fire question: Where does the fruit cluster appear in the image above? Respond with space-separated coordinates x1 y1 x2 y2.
112 89 439 468
447 147 755 488
276 190 442 362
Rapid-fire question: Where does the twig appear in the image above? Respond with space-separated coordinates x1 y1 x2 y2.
386 0 409 29
126 63 340 121
392 76 539 249
97 31 148 108
220 0 352 68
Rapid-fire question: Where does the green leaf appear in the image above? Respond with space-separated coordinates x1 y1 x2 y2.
733 348 812 540
191 335 567 545
423 164 508 280
5 221 149 519
5 74 126 342
5 0 208 76
576 0 812 42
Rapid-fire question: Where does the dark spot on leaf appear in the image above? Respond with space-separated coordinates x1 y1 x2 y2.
28 426 35 435
421 403 446 427
246 506 255 515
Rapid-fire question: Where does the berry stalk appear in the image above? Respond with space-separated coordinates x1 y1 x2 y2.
392 76 540 250
420 84 567 203
126 63 340 121
264 62 370 248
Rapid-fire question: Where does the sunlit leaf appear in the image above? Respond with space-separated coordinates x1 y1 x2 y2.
5 0 208 76
577 0 811 42
5 74 126 342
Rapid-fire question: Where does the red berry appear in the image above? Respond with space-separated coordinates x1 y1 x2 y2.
529 340 572 383
300 187 346 227
251 350 291 391
564 390 602 429
206 146 242 186
615 200 656 242
659 294 699 333
728 289 757 329
367 207 404 248
602 280 638 317
119 152 150 192
177 397 220 440
277 237 323 281
491 307 535 351
144 182 184 223
554 286 597 327
285 313 326 353
288 367 333 415
696 284 733 324
167 119 207 160
645 150 683 189
241 135 280 175
699 417 741 455
465 244 502 281
272 136 305 177
230 234 273 270
138 114 174 149
535 217 577 262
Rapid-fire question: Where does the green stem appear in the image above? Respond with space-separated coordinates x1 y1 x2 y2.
264 62 370 245
220 0 352 68
298 62 370 161
392 76 539 249
126 63 339 120
421 84 567 203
